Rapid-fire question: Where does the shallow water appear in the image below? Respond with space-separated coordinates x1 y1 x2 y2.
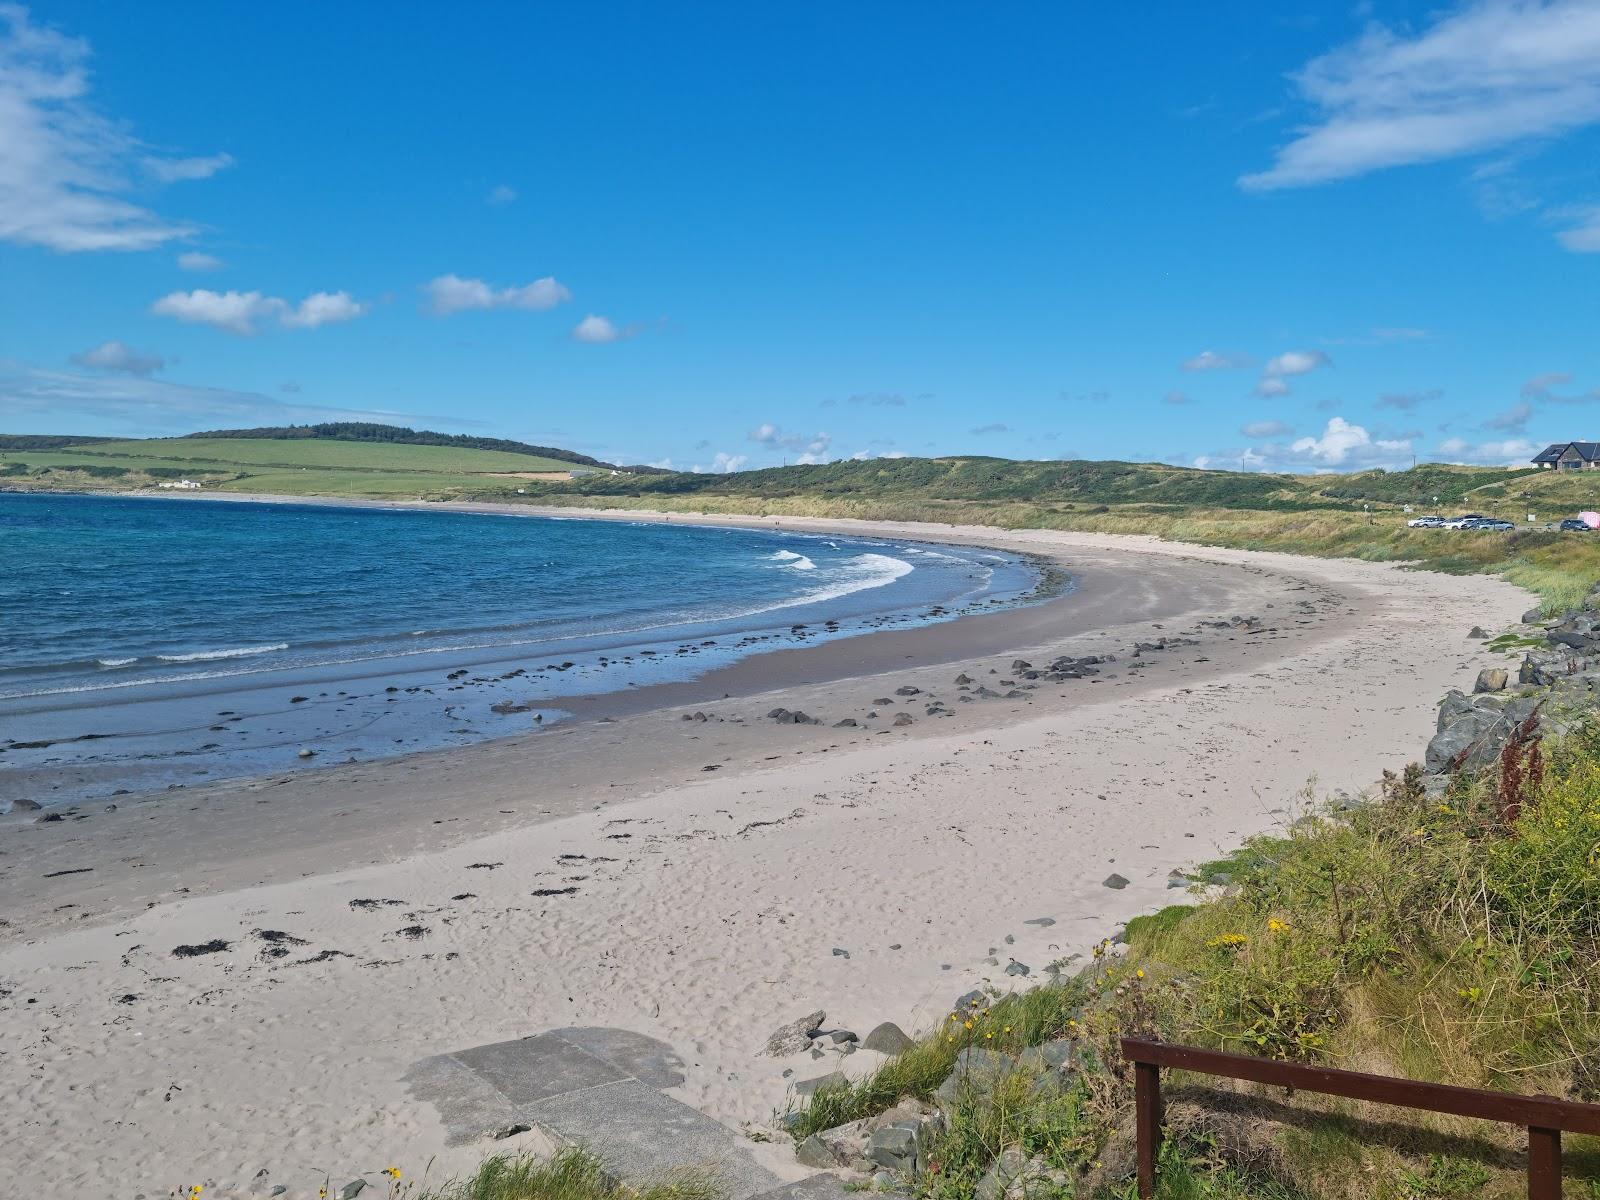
0 493 1046 803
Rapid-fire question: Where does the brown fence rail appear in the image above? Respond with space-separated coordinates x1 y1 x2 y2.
1120 1036 1600 1199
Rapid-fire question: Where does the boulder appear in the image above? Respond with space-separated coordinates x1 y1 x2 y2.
894 685 921 696
893 713 914 727
935 1046 1019 1106
1468 626 1489 639
862 1022 915 1056
1426 704 1514 773
764 1010 825 1056
1473 668 1509 694
1102 873 1130 890
794 1134 844 1168
865 1100 944 1173
833 718 858 728
1523 606 1546 624
8 798 42 813
793 1071 848 1098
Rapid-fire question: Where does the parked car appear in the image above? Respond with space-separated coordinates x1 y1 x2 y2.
1406 515 1445 528
1441 513 1488 529
1560 517 1593 532
1473 519 1515 531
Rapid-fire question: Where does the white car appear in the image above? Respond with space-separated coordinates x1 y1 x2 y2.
1407 515 1445 528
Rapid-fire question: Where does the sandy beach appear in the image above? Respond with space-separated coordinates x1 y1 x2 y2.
0 509 1532 1197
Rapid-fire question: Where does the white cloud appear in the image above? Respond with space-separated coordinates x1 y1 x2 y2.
0 6 226 251
1241 420 1294 438
1555 205 1600 251
69 339 163 376
1289 416 1411 466
423 273 571 315
573 314 624 343
486 184 517 206
1435 435 1540 464
1163 390 1191 406
177 250 223 272
280 290 366 329
691 452 747 474
1254 377 1292 398
150 288 367 335
1182 349 1251 371
1241 0 1600 191
1376 389 1441 409
142 151 233 183
970 422 1010 435
748 423 831 455
1264 349 1332 377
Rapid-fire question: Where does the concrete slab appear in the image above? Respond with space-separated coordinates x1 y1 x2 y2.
452 1033 631 1106
548 1026 687 1088
527 1079 783 1199
402 1052 519 1145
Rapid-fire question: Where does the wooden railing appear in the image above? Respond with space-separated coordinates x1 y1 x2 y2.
1120 1037 1600 1199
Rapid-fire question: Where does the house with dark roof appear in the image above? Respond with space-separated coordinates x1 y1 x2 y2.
1533 442 1600 470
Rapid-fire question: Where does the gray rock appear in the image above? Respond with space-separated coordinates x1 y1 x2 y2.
764 1010 826 1056
1023 916 1055 927
935 1046 1019 1106
338 1182 367 1200
794 1071 848 1098
954 988 987 1010
894 685 921 696
893 713 914 727
834 718 858 728
1102 873 1130 890
1004 961 1030 976
1468 626 1489 639
9 798 41 813
828 1029 859 1044
768 707 790 719
1474 667 1509 693
975 1147 1030 1200
867 1122 920 1170
862 1022 915 1056
872 697 892 707
795 1133 842 1168
1523 606 1546 624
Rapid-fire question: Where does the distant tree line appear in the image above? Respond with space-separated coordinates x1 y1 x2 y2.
182 422 617 469
0 434 111 450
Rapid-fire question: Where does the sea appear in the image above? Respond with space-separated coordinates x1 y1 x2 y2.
0 493 1049 804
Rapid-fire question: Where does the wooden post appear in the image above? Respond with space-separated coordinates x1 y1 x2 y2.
1135 1059 1162 1198
1527 1126 1561 1200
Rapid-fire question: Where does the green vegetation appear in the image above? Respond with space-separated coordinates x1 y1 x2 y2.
781 727 1600 1197
180 421 624 468
412 1148 717 1200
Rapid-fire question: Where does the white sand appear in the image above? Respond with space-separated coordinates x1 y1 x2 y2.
0 522 1531 1197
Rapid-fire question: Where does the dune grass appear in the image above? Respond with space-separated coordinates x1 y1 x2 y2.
412 1148 718 1200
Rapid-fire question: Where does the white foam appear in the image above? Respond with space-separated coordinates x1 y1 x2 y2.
786 555 817 570
766 550 804 561
156 643 289 663
95 657 137 669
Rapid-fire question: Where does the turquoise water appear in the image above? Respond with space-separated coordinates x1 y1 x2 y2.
0 493 1044 803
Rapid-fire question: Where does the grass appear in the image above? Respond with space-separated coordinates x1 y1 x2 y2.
71 436 582 474
412 1148 717 1200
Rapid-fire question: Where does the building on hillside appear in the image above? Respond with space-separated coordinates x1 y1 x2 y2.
1532 442 1600 470
157 478 202 489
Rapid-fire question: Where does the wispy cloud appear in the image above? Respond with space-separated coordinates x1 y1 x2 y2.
69 339 163 376
423 274 572 315
748 423 831 457
970 422 1010 435
150 288 368 335
0 6 230 251
1163 390 1191 406
1482 400 1533 431
485 184 517 206
1255 349 1332 397
1241 419 1294 438
177 250 224 272
1182 349 1251 371
1376 389 1441 409
0 360 454 436
1241 1 1600 192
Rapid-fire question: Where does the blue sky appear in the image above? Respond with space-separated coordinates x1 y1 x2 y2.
2 2 1598 473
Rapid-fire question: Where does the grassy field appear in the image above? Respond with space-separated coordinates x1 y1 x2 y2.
0 435 587 496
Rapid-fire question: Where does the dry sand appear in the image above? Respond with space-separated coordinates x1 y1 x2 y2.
0 513 1533 1197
